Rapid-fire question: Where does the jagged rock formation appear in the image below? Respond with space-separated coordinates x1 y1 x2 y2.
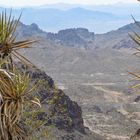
16 21 140 50
17 63 104 140
46 28 94 48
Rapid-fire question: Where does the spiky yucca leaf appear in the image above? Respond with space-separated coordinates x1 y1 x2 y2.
0 10 41 140
0 10 36 68
0 68 41 140
130 16 140 51
129 15 140 89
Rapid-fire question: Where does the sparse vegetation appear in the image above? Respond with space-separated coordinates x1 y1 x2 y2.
0 11 41 140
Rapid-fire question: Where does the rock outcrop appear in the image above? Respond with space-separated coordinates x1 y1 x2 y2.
17 63 104 140
46 28 94 48
130 129 140 140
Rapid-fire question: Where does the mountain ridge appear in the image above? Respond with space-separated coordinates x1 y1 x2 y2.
16 21 137 49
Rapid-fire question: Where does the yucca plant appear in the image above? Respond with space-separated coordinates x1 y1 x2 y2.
0 11 41 140
0 68 40 140
126 1 140 140
128 0 140 86
129 16 140 89
0 10 36 69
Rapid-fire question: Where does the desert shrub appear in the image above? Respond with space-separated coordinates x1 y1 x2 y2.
0 11 41 140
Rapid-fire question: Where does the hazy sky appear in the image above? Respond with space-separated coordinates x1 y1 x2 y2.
0 0 138 7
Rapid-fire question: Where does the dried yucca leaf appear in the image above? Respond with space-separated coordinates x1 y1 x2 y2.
0 67 41 140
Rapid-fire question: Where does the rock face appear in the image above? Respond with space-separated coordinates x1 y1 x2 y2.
46 28 94 48
30 69 84 132
18 64 104 140
134 96 140 102
16 21 140 51
130 129 140 140
16 22 47 40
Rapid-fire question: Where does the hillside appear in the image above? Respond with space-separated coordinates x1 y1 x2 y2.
17 63 104 140
16 22 140 140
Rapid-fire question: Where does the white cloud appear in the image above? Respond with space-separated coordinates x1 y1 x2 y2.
0 0 138 7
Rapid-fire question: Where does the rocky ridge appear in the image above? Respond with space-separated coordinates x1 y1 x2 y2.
17 63 105 140
16 21 140 50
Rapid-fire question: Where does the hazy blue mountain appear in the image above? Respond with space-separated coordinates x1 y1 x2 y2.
37 3 140 18
0 3 140 33
0 7 121 33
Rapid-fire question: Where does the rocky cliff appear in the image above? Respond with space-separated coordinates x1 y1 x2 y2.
46 28 94 48
17 63 104 140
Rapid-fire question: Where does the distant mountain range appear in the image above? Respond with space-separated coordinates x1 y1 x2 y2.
0 3 140 33
16 20 140 75
16 21 139 50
